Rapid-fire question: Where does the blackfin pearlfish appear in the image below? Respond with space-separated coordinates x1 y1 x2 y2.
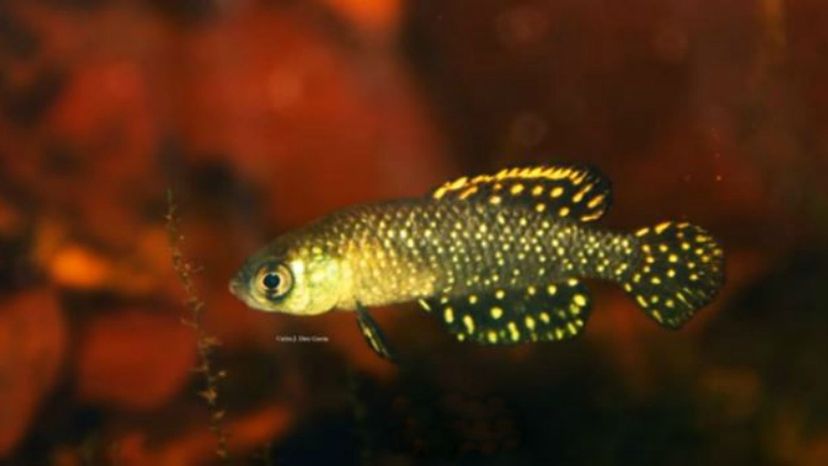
230 165 725 360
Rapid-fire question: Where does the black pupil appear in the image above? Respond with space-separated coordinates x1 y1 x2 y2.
263 273 281 289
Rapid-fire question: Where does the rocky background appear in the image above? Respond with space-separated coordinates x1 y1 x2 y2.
1 1 827 465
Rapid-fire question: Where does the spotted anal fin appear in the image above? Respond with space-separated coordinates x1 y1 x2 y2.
356 306 396 362
419 279 592 345
430 164 612 222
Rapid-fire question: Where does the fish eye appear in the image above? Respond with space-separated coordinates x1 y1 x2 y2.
262 272 281 289
256 263 293 298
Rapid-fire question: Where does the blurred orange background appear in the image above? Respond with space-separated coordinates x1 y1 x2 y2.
1 1 827 465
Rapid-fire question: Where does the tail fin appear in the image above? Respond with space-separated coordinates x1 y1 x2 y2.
623 222 725 329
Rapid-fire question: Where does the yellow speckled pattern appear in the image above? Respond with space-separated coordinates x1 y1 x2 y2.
231 164 725 346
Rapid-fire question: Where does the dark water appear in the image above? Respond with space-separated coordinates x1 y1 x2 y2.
1 1 827 465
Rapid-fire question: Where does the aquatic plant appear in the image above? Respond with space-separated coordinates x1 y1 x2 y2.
165 189 231 464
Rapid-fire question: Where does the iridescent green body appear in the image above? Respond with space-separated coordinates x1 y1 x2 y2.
230 165 725 355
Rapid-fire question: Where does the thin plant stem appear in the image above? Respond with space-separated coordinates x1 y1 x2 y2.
165 189 231 464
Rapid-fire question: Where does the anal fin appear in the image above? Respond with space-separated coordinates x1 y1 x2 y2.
419 279 592 345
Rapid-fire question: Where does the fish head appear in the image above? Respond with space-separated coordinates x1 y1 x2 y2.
229 234 345 316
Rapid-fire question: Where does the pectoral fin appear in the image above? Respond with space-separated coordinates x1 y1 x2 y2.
356 306 396 362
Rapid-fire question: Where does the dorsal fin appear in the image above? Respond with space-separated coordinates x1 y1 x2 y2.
430 165 612 222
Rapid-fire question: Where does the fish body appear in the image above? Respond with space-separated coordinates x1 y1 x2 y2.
230 165 724 354
235 199 635 310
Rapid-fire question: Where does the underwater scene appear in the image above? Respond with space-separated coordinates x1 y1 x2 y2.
1 1 827 465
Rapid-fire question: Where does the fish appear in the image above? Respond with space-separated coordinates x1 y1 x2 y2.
229 164 725 360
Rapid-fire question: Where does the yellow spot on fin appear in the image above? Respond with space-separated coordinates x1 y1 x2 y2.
429 164 613 222
420 281 592 346
623 222 725 329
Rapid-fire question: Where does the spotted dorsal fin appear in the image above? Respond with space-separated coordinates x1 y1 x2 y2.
418 278 592 345
430 165 612 222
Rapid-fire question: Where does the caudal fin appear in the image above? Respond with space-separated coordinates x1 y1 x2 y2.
623 222 725 329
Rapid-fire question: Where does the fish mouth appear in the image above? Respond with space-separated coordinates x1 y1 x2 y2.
228 277 242 297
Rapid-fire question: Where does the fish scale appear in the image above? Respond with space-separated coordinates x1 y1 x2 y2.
316 200 634 307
